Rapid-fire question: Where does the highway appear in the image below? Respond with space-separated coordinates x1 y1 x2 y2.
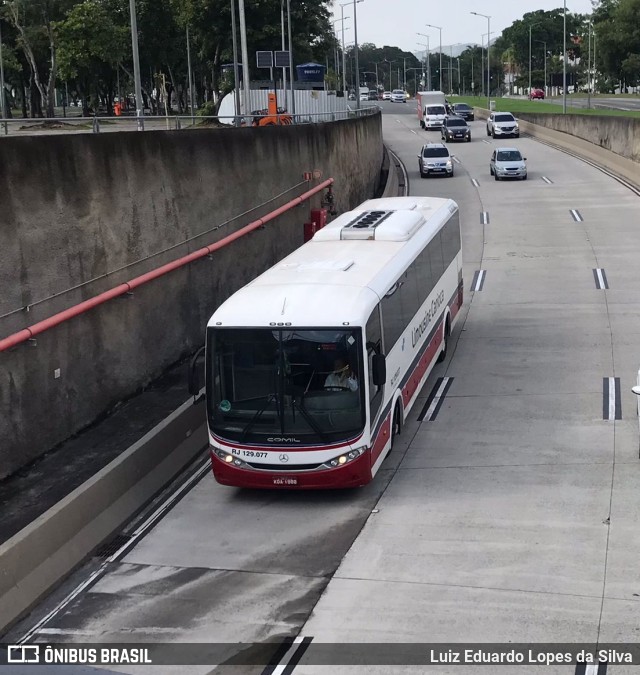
5 101 640 674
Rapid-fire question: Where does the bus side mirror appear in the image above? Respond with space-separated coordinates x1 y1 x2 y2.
188 345 206 401
372 354 386 386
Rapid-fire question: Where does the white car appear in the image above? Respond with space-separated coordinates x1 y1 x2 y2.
391 89 406 103
486 112 520 138
360 92 369 101
382 91 392 100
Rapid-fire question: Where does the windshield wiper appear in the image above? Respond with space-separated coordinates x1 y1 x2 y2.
239 393 279 442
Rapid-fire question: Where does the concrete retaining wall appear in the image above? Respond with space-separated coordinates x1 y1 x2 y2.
515 112 640 164
0 114 383 479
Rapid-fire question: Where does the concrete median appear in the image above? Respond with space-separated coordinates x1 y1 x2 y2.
0 396 207 635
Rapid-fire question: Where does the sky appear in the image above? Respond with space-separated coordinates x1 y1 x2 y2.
331 0 596 54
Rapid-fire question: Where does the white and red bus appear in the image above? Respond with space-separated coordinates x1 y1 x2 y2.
201 196 462 488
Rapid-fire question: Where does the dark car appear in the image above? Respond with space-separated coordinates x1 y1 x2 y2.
368 90 379 101
417 143 453 178
441 116 471 142
452 102 475 120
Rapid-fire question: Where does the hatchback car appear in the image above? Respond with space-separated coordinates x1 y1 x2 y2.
490 147 527 180
417 143 454 178
382 91 392 100
452 102 475 120
441 116 471 142
486 112 519 138
529 88 545 100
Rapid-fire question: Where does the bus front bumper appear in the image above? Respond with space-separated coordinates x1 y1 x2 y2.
210 449 372 489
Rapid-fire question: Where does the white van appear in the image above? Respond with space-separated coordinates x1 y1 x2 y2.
423 104 447 129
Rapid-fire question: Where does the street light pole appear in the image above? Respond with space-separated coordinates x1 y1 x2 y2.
587 19 592 109
128 0 144 130
280 1 287 110
417 33 431 90
535 40 547 98
286 0 296 116
563 0 567 114
529 24 532 95
238 0 252 116
231 0 241 122
353 0 363 108
425 24 442 91
340 3 350 94
186 25 195 124
0 17 6 120
471 12 491 109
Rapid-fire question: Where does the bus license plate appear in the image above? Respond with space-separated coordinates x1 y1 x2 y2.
273 477 298 486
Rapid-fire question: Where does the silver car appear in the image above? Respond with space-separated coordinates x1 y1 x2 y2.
490 147 527 181
418 143 454 178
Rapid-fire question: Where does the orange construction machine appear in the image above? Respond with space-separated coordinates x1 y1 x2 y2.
251 92 293 126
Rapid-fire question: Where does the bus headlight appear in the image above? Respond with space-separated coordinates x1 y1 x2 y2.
214 448 247 467
328 446 367 467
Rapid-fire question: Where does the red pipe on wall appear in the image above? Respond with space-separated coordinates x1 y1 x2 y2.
0 178 334 353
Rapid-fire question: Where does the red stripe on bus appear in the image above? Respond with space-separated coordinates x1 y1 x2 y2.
370 409 392 467
401 317 444 408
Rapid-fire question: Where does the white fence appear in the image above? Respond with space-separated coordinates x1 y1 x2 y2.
217 88 350 124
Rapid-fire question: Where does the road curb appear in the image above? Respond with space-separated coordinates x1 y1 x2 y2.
0 397 207 636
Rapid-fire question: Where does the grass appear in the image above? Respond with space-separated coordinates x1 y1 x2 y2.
449 95 640 118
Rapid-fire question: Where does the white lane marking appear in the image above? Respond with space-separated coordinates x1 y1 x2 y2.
482 139 492 144
542 176 553 184
452 156 461 164
570 209 584 222
19 459 210 643
472 269 486 291
411 129 418 135
423 377 453 421
608 376 617 421
271 636 306 675
481 212 489 225
595 268 608 290
471 178 480 187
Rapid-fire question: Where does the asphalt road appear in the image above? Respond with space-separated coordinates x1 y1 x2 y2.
5 102 640 675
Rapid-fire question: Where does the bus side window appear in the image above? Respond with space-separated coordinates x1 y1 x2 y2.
366 306 384 420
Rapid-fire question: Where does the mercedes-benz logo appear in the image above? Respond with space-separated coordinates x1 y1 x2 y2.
279 454 289 463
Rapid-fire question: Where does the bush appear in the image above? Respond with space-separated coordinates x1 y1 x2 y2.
197 101 218 117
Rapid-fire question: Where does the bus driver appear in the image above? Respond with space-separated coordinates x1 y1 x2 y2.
324 358 358 391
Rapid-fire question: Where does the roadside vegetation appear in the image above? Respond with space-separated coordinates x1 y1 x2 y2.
0 0 638 119
450 95 640 117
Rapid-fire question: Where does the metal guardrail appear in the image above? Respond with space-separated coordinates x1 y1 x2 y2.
0 107 378 136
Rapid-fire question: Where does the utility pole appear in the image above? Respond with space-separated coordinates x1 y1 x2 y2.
280 1 287 110
129 0 144 130
187 25 195 125
0 17 6 121
563 0 567 114
425 24 442 91
238 0 251 115
587 19 592 109
287 0 296 116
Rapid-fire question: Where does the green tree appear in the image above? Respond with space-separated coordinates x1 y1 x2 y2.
56 0 128 115
5 0 77 117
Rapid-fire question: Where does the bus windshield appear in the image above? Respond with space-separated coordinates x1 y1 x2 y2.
207 327 366 445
